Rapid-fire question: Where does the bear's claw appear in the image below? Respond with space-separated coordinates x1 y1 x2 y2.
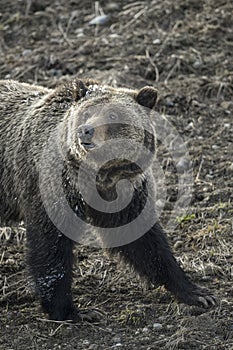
185 287 219 308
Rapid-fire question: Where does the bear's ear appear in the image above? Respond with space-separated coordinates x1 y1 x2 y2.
134 86 158 109
72 79 100 101
72 80 88 101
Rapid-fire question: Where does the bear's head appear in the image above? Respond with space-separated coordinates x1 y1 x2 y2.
62 79 158 185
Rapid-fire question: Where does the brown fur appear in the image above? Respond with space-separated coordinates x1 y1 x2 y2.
0 79 216 321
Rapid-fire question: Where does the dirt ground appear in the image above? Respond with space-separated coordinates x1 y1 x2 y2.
0 0 232 349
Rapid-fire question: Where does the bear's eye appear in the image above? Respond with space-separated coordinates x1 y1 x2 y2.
82 111 90 120
108 113 118 121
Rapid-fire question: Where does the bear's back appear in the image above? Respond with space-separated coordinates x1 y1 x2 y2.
0 80 50 123
0 80 51 223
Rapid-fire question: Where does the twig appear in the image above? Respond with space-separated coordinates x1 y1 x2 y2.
195 157 204 182
145 49 160 82
25 0 32 16
123 8 147 29
164 58 181 84
49 323 66 336
58 22 74 48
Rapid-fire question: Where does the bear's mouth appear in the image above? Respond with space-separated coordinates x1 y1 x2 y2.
81 142 95 150
98 160 143 179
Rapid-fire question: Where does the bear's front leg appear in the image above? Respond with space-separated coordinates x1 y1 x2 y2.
110 222 217 308
26 221 80 321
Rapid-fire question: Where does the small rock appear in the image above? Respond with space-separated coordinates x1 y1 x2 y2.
212 144 219 149
82 340 90 346
89 15 110 25
142 327 149 333
75 28 83 34
165 97 174 107
89 345 98 350
224 123 230 128
153 39 161 44
22 49 32 56
112 336 121 343
229 163 233 171
221 101 232 109
5 258 15 265
177 157 191 172
75 28 84 37
185 121 194 130
201 275 211 281
193 60 202 68
156 199 165 209
109 33 119 38
153 322 163 330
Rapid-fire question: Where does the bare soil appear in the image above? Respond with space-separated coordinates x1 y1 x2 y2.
0 0 232 349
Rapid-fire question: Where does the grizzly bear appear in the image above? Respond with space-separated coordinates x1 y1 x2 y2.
0 78 217 321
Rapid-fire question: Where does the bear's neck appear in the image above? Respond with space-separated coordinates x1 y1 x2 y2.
62 162 147 227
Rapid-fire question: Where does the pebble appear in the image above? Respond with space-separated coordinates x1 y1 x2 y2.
5 258 15 265
153 38 161 44
112 336 121 343
22 49 32 56
193 60 202 68
156 199 165 209
75 28 84 37
88 345 98 350
185 121 194 130
176 157 191 172
109 33 120 38
153 322 163 330
89 15 110 25
165 97 174 107
82 339 90 346
221 101 232 109
142 327 149 333
224 123 230 128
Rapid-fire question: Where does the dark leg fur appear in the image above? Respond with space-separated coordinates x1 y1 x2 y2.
26 222 79 321
110 222 216 307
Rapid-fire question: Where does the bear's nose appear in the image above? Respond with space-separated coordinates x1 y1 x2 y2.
77 124 95 144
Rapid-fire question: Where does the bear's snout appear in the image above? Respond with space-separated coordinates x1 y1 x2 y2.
77 124 95 149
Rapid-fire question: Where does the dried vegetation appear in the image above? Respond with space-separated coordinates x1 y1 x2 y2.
0 0 232 349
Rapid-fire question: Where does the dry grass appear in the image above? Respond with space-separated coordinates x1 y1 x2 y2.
0 0 233 349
